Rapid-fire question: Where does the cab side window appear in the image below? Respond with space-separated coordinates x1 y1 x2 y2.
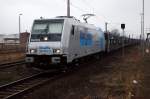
71 25 75 35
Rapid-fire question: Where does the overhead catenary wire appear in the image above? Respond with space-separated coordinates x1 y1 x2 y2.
70 2 90 13
78 0 95 14
59 0 90 14
73 0 108 22
58 0 108 21
58 0 124 32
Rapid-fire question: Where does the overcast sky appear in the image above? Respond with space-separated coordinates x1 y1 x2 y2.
0 0 150 38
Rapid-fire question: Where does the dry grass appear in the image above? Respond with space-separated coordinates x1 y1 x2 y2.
0 52 25 64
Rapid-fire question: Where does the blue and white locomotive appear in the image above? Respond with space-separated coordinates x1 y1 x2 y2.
25 16 106 68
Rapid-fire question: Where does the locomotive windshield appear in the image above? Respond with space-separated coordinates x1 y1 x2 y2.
31 19 64 42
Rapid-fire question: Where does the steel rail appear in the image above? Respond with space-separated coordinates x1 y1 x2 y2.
0 60 25 69
0 70 62 99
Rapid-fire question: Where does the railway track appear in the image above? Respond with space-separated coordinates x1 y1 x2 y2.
0 69 65 99
0 60 25 69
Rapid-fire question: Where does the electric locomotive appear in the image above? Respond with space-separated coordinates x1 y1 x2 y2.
25 16 106 68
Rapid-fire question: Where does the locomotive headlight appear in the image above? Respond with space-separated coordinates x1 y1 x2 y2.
44 37 48 41
30 49 36 53
53 49 61 54
56 49 60 53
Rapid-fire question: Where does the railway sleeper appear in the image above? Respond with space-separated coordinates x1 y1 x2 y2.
6 87 24 92
11 86 27 90
21 80 41 85
17 85 29 87
18 79 44 86
5 89 20 93
0 92 13 95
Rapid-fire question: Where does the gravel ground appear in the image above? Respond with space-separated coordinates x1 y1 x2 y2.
20 45 150 99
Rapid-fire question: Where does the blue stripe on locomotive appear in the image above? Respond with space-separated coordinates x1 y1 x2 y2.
80 28 105 50
80 32 93 47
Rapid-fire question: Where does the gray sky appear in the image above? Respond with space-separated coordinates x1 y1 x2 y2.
0 0 150 38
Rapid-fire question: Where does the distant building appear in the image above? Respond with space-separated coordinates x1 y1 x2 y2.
3 34 19 44
0 32 30 45
0 34 5 43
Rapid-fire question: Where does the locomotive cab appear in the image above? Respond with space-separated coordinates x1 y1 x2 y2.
26 18 69 68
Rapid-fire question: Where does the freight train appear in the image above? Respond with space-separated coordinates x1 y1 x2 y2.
25 16 138 69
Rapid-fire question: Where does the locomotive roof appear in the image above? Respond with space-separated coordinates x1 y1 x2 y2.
34 17 101 30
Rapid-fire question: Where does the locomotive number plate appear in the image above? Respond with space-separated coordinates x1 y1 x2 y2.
39 46 53 55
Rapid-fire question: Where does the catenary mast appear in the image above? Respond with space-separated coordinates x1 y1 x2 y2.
67 0 70 17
